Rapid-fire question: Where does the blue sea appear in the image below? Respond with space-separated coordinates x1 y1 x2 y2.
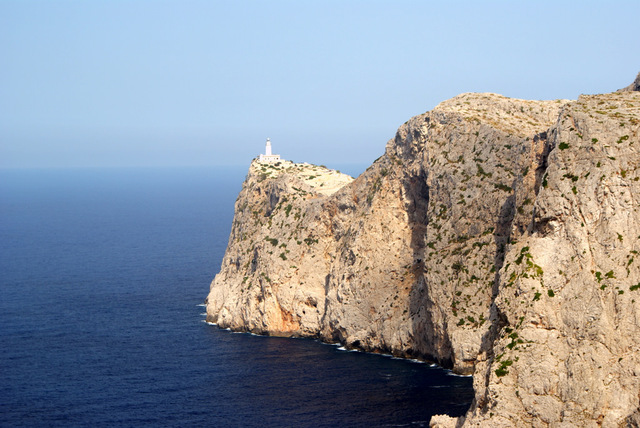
0 166 472 427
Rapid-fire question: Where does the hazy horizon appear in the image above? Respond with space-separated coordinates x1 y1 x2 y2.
1 0 639 169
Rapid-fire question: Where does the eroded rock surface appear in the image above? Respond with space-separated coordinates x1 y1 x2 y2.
465 90 640 427
207 77 640 426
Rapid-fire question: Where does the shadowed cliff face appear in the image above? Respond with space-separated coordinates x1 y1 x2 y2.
207 83 640 427
380 93 566 373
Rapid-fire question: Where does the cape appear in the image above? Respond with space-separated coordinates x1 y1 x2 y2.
207 74 640 427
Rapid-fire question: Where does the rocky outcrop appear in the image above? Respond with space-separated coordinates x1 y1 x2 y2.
464 88 640 427
618 72 640 92
207 76 640 426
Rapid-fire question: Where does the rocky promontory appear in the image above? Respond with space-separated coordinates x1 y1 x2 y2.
207 76 640 427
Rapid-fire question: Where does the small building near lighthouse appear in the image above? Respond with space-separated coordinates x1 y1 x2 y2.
259 138 281 163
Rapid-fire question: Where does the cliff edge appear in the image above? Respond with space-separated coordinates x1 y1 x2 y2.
207 75 640 427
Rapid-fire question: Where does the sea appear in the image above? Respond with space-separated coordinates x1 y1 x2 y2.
0 166 473 427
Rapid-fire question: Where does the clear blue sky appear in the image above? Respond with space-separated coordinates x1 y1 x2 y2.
1 0 638 169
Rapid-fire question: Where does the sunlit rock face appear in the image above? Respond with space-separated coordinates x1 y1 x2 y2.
207 76 640 427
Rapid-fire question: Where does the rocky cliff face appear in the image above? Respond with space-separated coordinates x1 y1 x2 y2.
618 72 640 92
207 78 640 427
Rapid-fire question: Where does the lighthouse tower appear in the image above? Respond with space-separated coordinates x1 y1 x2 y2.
265 138 273 156
259 138 281 163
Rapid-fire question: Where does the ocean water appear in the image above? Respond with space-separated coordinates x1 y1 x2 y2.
0 166 472 427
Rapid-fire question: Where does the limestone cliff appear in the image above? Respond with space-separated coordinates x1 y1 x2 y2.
207 76 640 427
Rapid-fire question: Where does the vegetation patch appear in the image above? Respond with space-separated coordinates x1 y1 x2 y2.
494 183 513 192
616 135 629 144
265 237 279 246
495 359 513 377
304 237 318 245
476 164 493 179
506 332 523 350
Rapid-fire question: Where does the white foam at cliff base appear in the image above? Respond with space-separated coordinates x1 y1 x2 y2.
446 371 472 378
196 303 206 307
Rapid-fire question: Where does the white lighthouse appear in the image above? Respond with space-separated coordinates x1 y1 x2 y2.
259 138 281 163
265 138 272 156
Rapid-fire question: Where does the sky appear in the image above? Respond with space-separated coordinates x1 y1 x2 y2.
1 0 639 169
